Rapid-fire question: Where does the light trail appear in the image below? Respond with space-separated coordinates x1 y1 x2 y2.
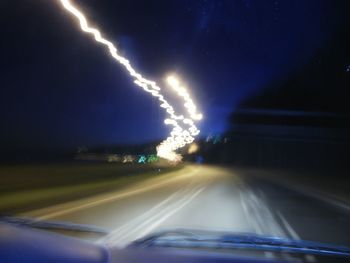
166 75 202 136
58 0 202 161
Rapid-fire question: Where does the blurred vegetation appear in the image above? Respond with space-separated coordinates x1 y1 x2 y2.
0 162 181 213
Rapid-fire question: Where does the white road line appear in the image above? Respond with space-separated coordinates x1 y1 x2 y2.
134 186 205 240
33 168 198 220
98 185 190 245
251 189 303 262
277 211 317 262
240 186 285 237
239 189 276 259
111 185 204 245
104 184 206 247
276 211 300 240
240 184 294 260
239 191 263 235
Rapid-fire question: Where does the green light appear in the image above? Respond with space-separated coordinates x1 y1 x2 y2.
147 154 159 163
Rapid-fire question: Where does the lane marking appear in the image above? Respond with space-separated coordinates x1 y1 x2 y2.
97 185 191 245
108 184 205 245
239 184 291 260
277 211 317 262
134 186 205 241
276 211 300 240
239 189 277 260
31 167 198 220
239 191 263 234
240 185 285 237
103 184 206 247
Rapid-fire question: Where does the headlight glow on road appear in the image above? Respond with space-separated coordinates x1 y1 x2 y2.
58 0 202 162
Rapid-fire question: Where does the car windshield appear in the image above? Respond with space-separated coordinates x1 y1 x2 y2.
1 0 350 262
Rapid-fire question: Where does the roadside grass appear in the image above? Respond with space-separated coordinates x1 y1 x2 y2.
0 162 182 213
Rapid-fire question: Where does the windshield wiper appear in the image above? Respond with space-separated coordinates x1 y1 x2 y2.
0 215 109 234
130 229 350 258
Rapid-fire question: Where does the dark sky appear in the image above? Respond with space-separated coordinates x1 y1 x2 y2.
0 0 349 152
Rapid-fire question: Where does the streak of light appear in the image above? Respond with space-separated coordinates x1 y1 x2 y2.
58 0 202 161
166 75 203 121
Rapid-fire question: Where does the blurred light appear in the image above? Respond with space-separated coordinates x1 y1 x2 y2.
188 143 199 154
147 154 159 163
206 134 213 142
166 75 203 121
108 154 120 163
138 155 147 164
122 155 135 163
213 135 222 144
58 0 203 162
166 76 180 87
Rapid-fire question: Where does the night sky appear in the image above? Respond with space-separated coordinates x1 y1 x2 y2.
1 0 349 153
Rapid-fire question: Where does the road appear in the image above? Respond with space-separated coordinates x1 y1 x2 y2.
21 165 350 253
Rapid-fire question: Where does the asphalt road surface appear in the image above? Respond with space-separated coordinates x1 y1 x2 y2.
21 165 350 257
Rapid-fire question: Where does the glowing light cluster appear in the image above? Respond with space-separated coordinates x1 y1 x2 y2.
156 76 203 161
188 143 199 154
58 0 202 161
